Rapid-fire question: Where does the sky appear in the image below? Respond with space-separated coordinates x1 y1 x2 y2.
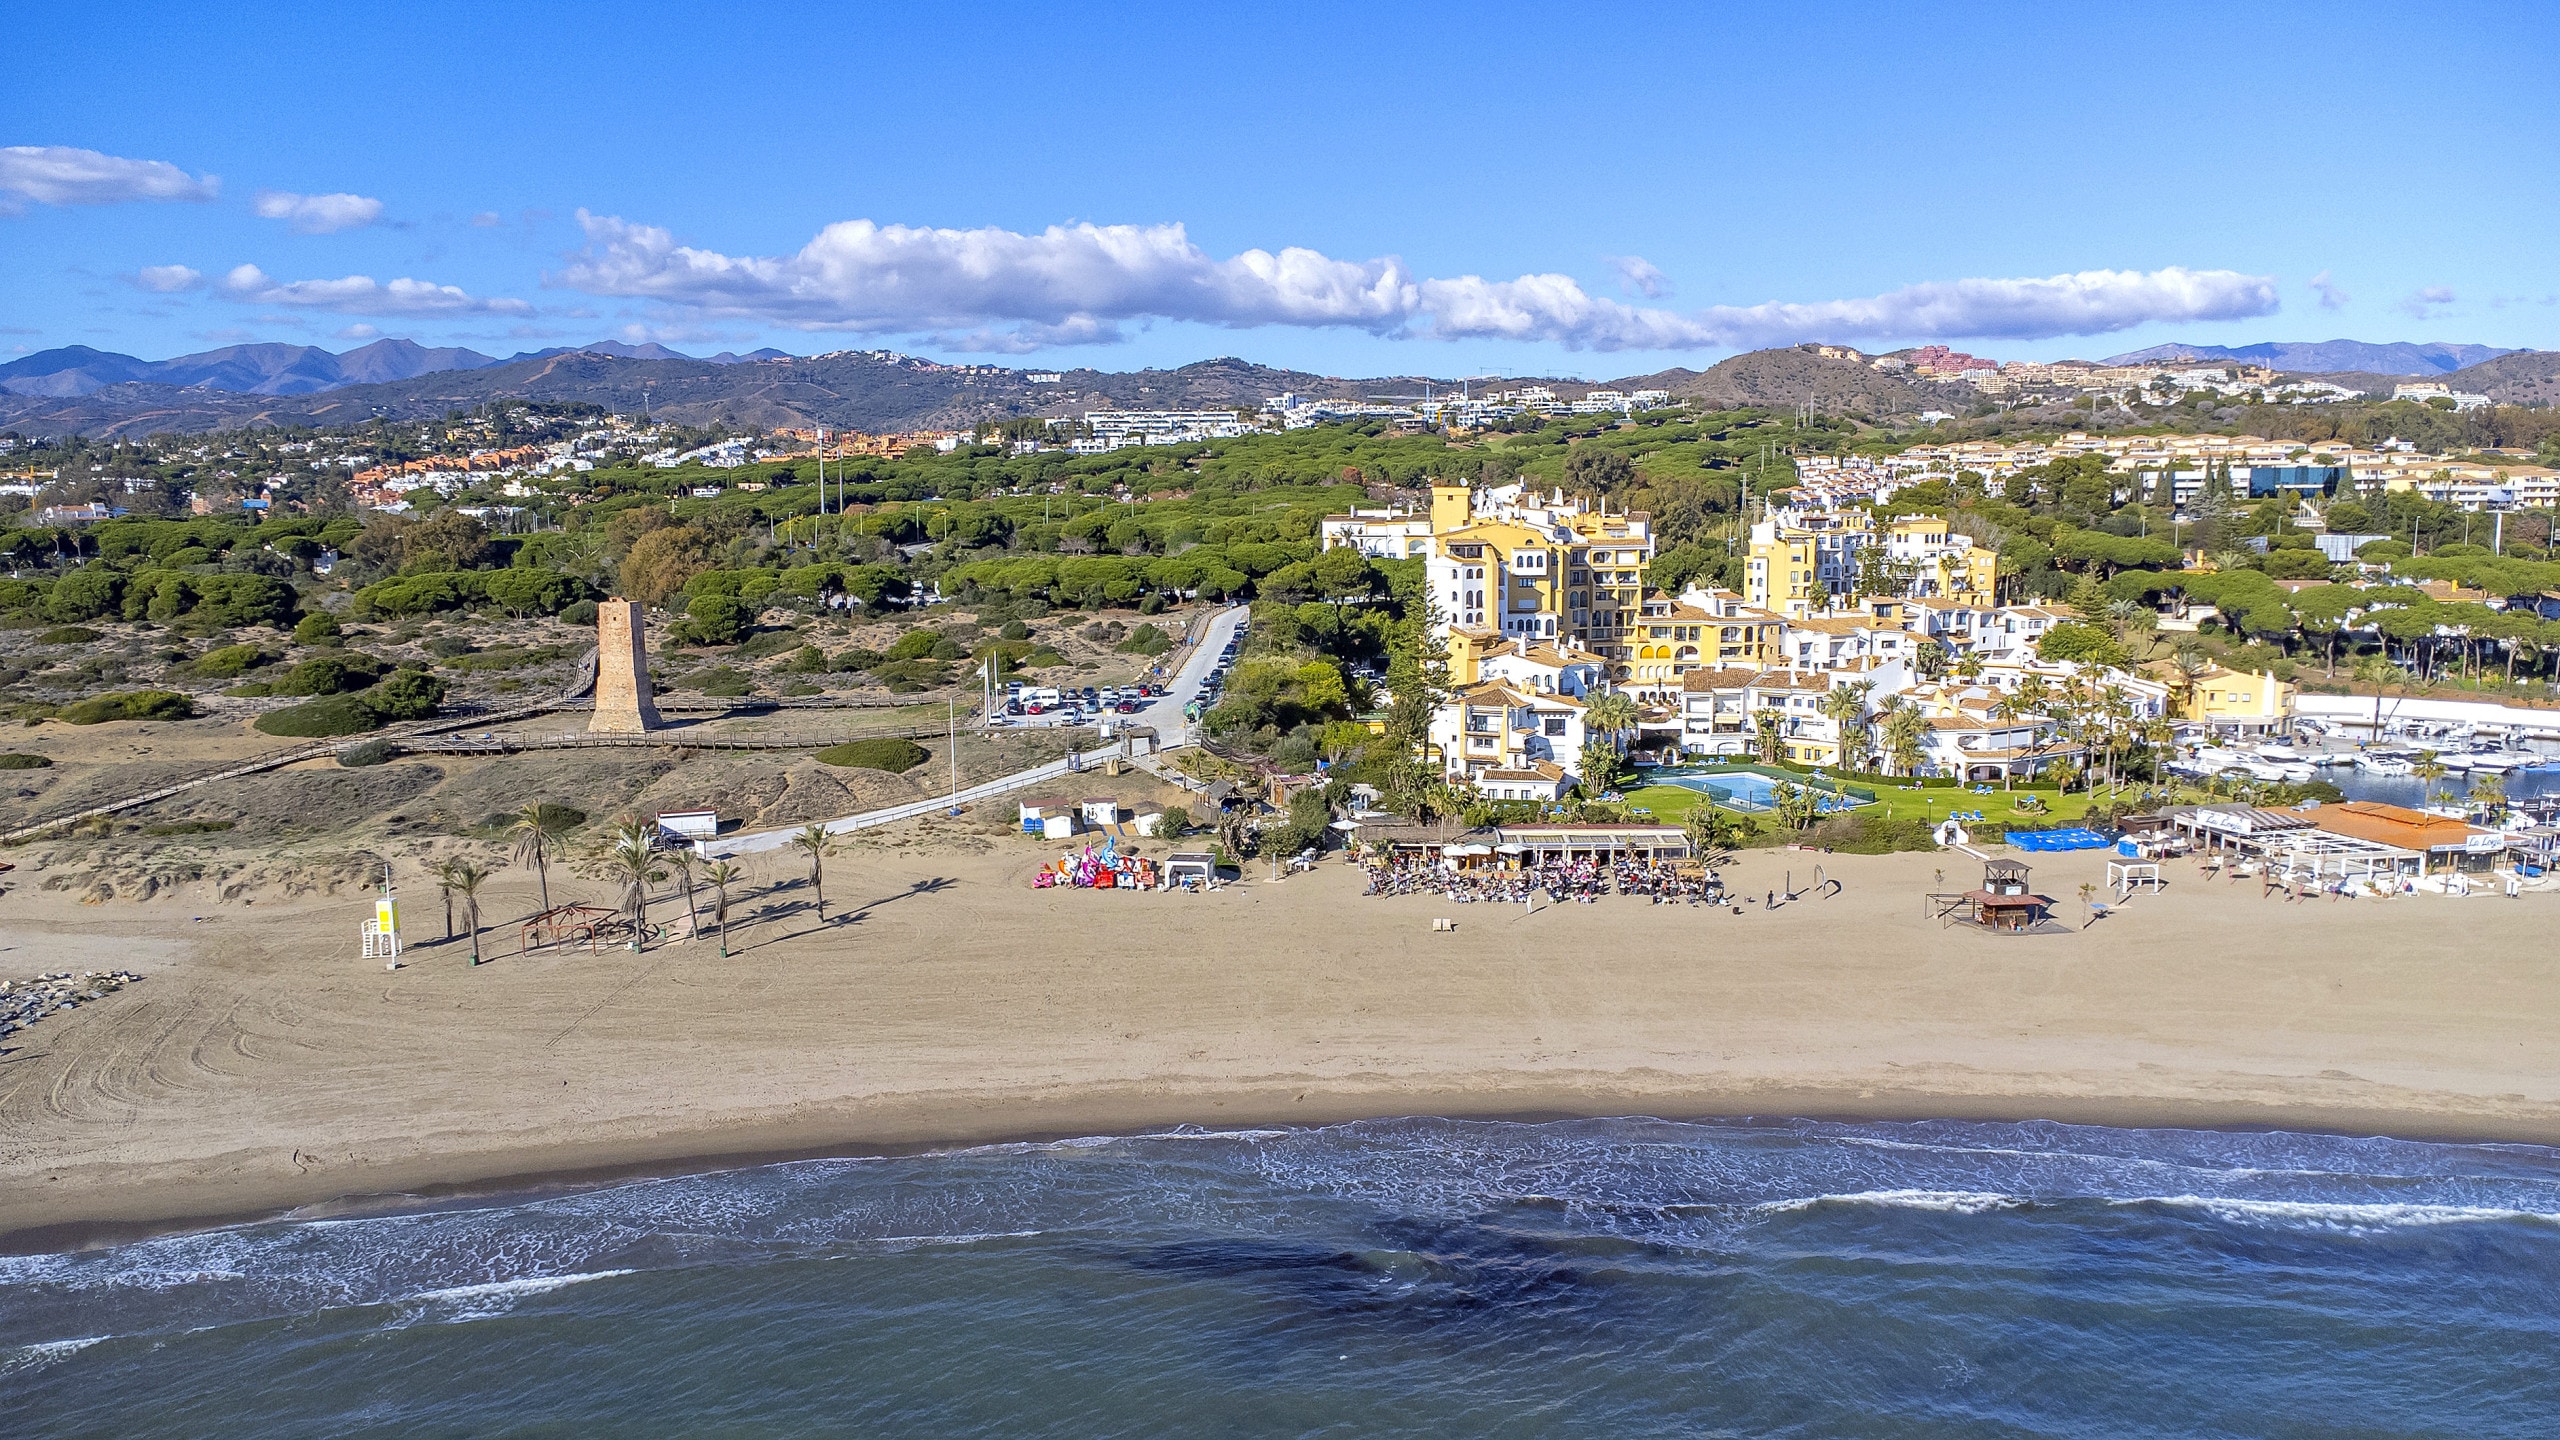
4 1 2556 378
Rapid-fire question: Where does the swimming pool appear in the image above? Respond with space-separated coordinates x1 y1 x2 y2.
1650 767 1870 814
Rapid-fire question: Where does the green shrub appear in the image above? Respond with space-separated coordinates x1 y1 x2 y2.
886 627 941 661
253 694 382 737
784 644 828 673
272 652 387 697
292 611 342 646
559 599 600 627
141 818 235 836
735 627 804 661
57 690 198 724
337 738 398 767
999 619 1031 641
683 593 752 646
224 682 274 698
814 737 931 772
831 648 885 673
1116 623 1172 656
36 626 102 646
365 670 446 721
0 752 52 769
869 658 948 691
687 666 753 698
186 643 274 679
927 636 968 661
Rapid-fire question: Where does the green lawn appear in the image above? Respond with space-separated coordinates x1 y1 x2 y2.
1620 779 2098 830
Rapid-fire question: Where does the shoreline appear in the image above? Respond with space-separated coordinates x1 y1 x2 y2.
9 842 2560 1255
15 1079 2560 1256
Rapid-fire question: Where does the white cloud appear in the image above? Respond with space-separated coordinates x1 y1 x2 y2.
1606 255 1671 299
557 212 1412 346
2397 285 2456 320
252 189 384 234
0 145 219 211
555 210 2280 352
131 264 204 293
2309 270 2349 310
470 210 503 227
219 263 533 316
335 323 381 340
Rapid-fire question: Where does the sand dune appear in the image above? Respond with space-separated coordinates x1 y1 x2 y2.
4 834 2557 1245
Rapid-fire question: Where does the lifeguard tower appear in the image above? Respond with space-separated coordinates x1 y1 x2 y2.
1967 857 2049 932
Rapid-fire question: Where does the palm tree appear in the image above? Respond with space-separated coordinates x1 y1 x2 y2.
1584 691 1640 751
447 860 490 965
1771 780 1821 831
506 802 575 915
429 858 459 941
1751 706 1787 765
663 844 702 940
1816 680 1874 774
704 860 744 958
1880 699 1928 778
585 819 665 951
2469 772 2507 823
2411 751 2448 809
791 823 840 919
2166 643 2213 717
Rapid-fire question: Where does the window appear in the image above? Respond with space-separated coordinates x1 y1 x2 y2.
1542 717 1567 737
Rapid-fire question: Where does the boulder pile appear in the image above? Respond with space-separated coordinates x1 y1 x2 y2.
0 969 142 1039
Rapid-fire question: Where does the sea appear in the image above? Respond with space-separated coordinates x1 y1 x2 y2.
6 1117 2558 1438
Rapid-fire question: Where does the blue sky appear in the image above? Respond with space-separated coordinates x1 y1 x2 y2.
4 1 2554 376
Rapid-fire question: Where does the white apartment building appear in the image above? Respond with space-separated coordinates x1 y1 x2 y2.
1315 506 1435 559
1073 410 1264 452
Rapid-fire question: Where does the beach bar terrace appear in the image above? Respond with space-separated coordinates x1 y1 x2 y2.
1494 823 1693 863
2306 801 2511 876
1348 822 1692 867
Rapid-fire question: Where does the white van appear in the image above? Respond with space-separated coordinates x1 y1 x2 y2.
1024 686 1063 707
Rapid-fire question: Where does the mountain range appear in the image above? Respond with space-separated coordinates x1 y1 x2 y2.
2099 339 2519 374
0 340 2549 440
0 338 793 400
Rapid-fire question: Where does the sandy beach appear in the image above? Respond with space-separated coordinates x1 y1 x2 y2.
4 831 2558 1248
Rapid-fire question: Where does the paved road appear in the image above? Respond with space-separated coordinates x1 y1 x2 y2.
706 604 1245 856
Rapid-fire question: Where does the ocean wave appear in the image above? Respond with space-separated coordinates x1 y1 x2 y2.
1756 1189 2032 1217
866 1230 1047 1250
0 1336 109 1377
2129 1196 2560 1234
390 1269 637 1325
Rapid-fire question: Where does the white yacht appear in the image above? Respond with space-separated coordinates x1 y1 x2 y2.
2354 753 2413 777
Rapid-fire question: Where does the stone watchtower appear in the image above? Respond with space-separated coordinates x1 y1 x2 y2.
589 598 661 734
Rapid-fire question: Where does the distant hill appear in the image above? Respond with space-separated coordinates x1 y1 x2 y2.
2443 350 2560 407
2101 339 2521 375
0 337 794 402
0 350 1579 439
0 339 503 398
1628 347 1968 417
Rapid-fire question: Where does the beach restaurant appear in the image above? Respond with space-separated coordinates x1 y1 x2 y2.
2165 800 2507 879
2303 801 2511 875
1351 821 1692 868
